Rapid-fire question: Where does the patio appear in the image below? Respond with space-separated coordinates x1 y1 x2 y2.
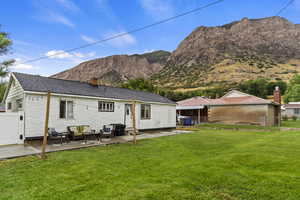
0 130 192 160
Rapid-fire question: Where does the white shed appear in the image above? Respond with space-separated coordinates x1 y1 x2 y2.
1 72 176 144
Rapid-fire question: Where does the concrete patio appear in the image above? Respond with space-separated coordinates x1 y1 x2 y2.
0 130 192 160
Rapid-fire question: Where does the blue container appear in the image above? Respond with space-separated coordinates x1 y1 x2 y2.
183 118 193 126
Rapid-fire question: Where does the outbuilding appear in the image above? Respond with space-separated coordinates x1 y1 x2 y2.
177 90 281 126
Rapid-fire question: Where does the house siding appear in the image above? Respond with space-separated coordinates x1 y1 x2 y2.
6 77 24 112
284 108 300 118
136 103 176 130
208 104 269 126
267 105 276 126
24 93 176 138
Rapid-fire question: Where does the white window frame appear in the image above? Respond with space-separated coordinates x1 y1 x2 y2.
59 100 74 119
98 101 114 112
141 104 151 120
16 99 23 110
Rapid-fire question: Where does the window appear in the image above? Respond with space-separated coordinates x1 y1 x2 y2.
7 102 12 110
16 99 23 110
98 101 114 112
141 104 151 120
59 100 74 119
294 108 300 114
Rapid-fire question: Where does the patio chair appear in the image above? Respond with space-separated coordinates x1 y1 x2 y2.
82 125 98 143
48 128 69 145
68 126 85 140
99 125 114 142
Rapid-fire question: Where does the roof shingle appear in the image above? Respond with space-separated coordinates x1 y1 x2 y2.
177 93 274 106
13 72 175 104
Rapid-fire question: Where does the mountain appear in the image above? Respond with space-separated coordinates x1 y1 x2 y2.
52 17 300 90
152 16 300 89
51 50 170 86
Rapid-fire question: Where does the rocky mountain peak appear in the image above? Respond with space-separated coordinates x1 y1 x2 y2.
51 50 170 86
152 16 300 88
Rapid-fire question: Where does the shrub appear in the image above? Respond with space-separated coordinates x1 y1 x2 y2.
282 115 288 121
292 116 298 121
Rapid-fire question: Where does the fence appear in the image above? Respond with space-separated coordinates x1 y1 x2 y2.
0 112 24 145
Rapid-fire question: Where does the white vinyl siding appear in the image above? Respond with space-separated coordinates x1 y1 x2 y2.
23 94 176 137
6 76 24 112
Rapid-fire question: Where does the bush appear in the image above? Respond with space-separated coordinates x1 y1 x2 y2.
282 115 288 121
292 116 298 121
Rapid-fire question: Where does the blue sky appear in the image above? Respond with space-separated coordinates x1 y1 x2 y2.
1 0 300 76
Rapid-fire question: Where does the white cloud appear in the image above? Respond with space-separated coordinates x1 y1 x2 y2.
12 63 35 70
55 0 80 12
80 34 97 43
140 0 174 19
45 50 73 59
103 30 137 47
143 49 155 53
73 52 96 58
48 12 75 27
31 0 76 28
11 59 39 70
45 50 96 60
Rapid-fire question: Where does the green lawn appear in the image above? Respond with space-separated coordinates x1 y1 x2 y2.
281 120 300 128
1 129 300 200
196 123 280 131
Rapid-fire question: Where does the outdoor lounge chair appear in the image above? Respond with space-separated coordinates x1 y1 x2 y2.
82 125 99 142
48 128 69 145
99 125 114 141
68 126 85 140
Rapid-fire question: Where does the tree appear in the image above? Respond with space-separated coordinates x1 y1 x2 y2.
238 79 269 98
266 81 287 95
284 75 300 103
0 26 14 102
120 78 159 93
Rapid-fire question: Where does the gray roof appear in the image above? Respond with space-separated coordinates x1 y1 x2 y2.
13 72 175 104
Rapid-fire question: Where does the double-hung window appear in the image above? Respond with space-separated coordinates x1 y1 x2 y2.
98 101 114 112
7 102 12 110
59 100 74 119
16 99 23 110
141 104 151 120
294 108 300 115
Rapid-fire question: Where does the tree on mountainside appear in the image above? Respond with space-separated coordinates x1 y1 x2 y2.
120 78 159 94
284 75 300 103
238 79 269 98
0 26 14 102
238 78 287 99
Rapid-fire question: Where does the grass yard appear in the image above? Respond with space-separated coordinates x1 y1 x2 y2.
196 123 280 131
1 129 300 200
281 120 300 128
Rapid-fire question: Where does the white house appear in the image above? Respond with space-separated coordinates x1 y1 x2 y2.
282 102 300 118
1 72 176 145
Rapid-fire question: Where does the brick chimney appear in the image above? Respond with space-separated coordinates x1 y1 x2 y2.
89 78 99 86
273 86 281 104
